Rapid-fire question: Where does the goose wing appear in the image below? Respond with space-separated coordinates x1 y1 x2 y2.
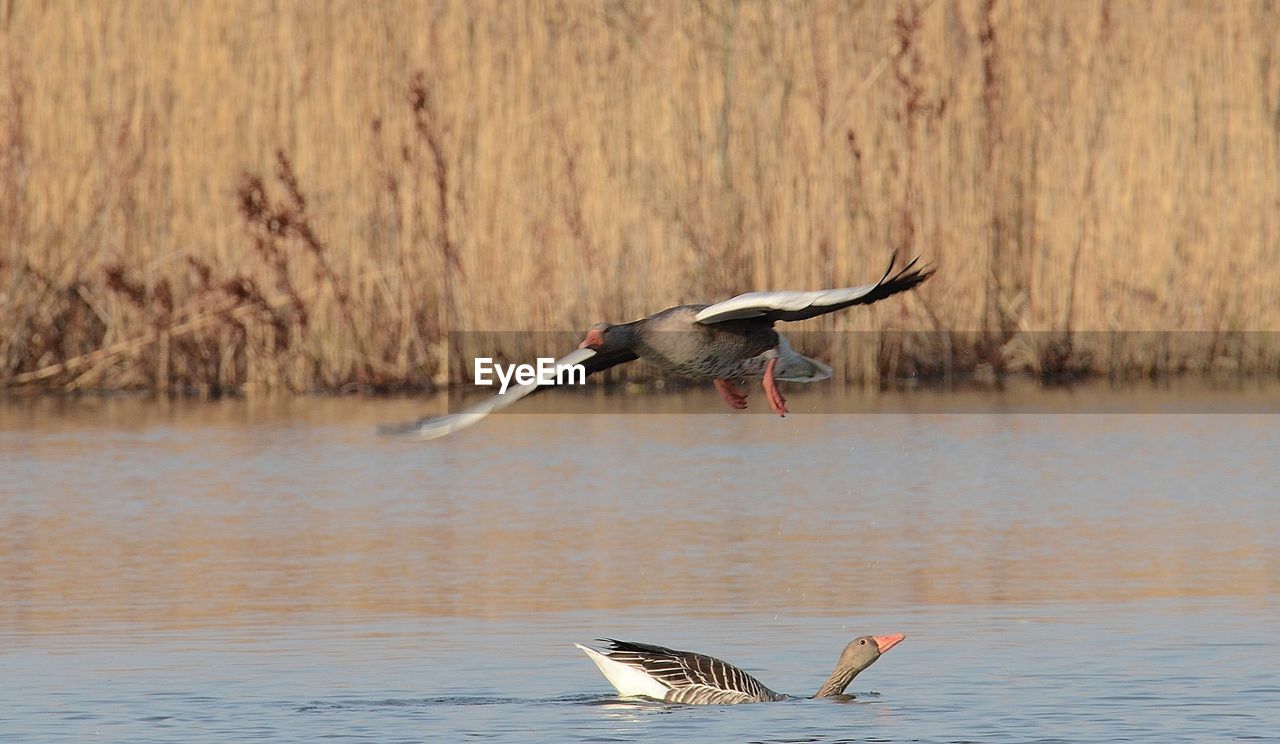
588 639 782 704
377 347 637 441
694 255 933 324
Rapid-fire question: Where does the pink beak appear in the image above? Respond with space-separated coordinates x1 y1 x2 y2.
578 328 604 350
873 633 906 654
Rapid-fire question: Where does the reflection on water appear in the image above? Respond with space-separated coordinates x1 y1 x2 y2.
1 387 1278 742
2 603 1276 743
2 390 1277 632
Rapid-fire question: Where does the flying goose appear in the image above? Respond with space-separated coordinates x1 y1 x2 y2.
575 634 905 705
380 255 932 440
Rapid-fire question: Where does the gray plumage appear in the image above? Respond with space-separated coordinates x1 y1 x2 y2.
576 634 905 705
380 255 931 440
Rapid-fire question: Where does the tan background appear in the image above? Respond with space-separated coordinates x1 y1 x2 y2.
2 1 1278 391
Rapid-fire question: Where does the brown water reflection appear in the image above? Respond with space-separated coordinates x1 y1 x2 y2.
2 387 1278 634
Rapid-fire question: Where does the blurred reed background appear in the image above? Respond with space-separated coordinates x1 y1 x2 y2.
1 0 1278 394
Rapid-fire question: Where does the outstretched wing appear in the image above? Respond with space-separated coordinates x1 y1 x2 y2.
591 639 781 704
694 255 933 324
377 347 637 441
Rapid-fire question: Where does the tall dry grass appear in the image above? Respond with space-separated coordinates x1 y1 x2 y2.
1 0 1278 393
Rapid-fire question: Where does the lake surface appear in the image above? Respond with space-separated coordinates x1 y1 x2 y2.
2 387 1278 742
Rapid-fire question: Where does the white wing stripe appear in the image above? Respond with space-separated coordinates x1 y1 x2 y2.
694 284 880 323
693 255 927 324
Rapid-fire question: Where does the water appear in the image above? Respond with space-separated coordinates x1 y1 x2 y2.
2 389 1278 742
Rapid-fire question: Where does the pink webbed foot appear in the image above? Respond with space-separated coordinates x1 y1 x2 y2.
762 357 788 417
713 379 749 410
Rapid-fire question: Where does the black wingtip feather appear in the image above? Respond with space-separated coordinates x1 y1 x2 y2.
896 255 922 276
597 638 682 655
878 252 899 285
855 256 934 305
877 254 924 286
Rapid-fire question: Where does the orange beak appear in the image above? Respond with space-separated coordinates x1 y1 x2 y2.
873 633 905 653
578 328 604 350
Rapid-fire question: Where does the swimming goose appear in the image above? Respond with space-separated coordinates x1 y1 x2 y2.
380 255 932 440
575 634 905 705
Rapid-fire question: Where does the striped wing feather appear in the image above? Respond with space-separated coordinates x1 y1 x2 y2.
694 255 933 324
597 639 784 704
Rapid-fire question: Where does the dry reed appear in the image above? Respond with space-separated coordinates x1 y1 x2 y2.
2 1 1279 394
